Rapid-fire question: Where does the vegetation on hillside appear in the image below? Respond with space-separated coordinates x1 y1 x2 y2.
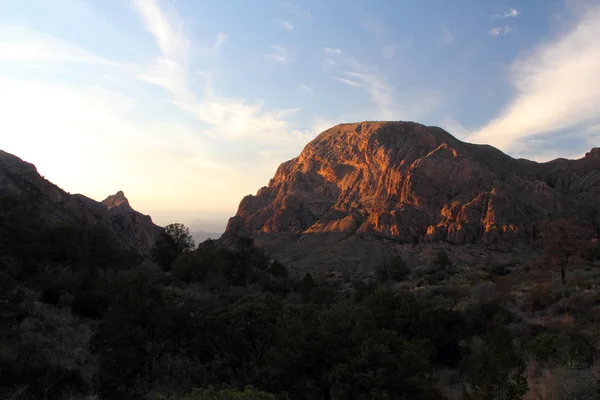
1 193 600 399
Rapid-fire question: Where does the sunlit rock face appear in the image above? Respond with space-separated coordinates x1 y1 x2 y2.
221 121 600 274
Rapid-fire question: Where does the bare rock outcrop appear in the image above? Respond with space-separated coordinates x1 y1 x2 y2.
221 122 599 274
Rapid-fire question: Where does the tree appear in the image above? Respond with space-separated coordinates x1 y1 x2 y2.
165 223 196 254
375 256 410 282
152 223 195 271
538 219 594 285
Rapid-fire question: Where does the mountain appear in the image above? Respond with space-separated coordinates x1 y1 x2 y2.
221 121 600 277
0 150 161 255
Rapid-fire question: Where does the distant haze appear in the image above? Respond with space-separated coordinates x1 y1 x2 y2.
149 211 230 244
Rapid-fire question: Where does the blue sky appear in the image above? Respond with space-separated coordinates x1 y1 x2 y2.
1 0 600 226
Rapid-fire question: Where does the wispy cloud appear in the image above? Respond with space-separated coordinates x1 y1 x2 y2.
0 26 131 70
324 47 342 54
279 2 312 21
361 19 384 38
213 32 228 51
333 77 362 87
131 0 309 146
469 4 600 151
495 8 520 18
346 70 394 118
320 59 337 72
264 45 290 63
489 26 514 36
276 19 295 31
439 26 454 45
298 84 313 92
320 46 443 121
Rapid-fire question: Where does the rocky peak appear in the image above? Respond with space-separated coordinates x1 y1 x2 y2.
584 148 600 163
221 121 600 275
0 149 161 254
102 190 133 212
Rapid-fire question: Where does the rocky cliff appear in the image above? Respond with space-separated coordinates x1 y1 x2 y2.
0 150 161 255
222 121 600 275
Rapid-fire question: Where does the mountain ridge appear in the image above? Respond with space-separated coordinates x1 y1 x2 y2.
0 150 161 255
221 121 600 276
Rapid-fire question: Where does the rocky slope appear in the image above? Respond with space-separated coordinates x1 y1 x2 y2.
222 121 600 276
0 150 161 255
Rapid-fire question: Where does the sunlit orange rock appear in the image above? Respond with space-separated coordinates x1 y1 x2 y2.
221 122 600 273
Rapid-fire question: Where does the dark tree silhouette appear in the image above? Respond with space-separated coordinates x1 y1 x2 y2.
164 223 195 253
538 219 594 285
152 223 195 271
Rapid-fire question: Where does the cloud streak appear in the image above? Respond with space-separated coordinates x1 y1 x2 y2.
298 84 313 92
469 4 600 151
264 45 290 63
324 47 342 54
277 20 294 31
333 77 362 87
0 26 132 70
131 0 310 146
495 8 520 18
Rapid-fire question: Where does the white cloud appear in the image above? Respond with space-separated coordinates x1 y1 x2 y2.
469 4 600 151
132 0 188 60
213 32 228 51
324 47 342 54
320 48 443 121
0 26 131 70
333 77 362 87
346 71 393 116
489 26 514 36
264 45 290 63
489 27 502 36
298 84 313 92
131 0 307 146
321 59 337 72
495 8 520 18
277 19 295 31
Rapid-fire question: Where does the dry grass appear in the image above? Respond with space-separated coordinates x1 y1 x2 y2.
525 359 600 400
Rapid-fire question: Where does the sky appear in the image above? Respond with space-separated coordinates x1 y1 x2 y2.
1 0 600 228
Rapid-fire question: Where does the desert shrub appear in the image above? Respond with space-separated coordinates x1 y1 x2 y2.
172 252 209 283
526 331 596 365
486 263 511 277
461 332 528 400
432 250 452 268
524 283 556 312
0 340 87 399
267 260 288 279
375 255 410 282
351 279 378 303
178 386 278 400
471 281 497 304
551 363 600 400
414 264 457 286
